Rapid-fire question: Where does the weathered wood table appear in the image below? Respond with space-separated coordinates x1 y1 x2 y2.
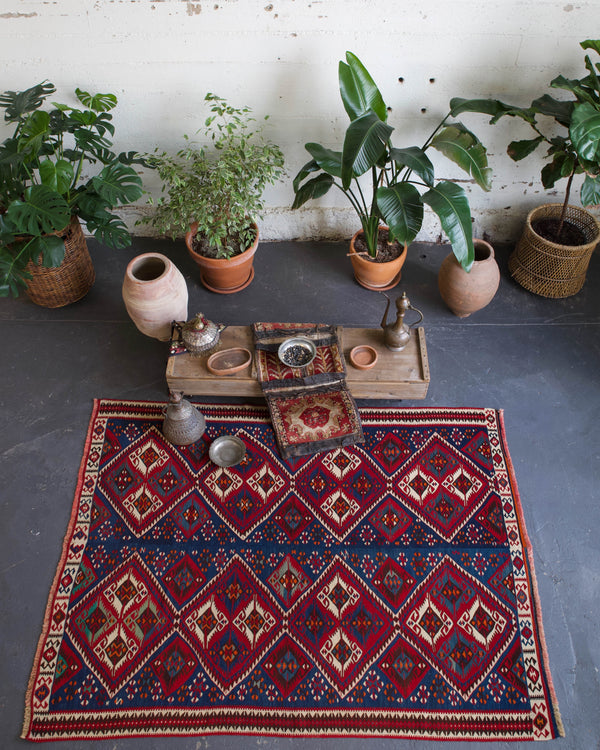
166 325 429 400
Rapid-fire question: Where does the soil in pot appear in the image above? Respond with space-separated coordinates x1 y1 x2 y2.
532 218 587 246
190 227 256 259
353 228 405 262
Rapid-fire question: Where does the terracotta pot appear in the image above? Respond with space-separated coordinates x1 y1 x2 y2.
349 227 408 290
122 252 188 341
438 239 500 318
25 216 95 308
185 222 259 294
508 203 600 298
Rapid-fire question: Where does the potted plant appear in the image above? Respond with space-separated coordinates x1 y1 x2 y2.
451 39 600 298
0 82 144 306
292 52 492 290
141 93 285 294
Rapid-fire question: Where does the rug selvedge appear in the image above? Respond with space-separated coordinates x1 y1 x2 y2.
22 401 563 741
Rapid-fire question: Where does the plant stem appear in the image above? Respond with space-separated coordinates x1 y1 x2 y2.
557 171 575 241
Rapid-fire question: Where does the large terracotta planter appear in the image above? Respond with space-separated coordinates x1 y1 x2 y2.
508 203 599 298
349 227 408 290
25 216 95 308
185 222 259 294
122 252 188 341
438 239 500 318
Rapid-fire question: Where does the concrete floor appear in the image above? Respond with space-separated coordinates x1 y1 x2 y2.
0 234 598 749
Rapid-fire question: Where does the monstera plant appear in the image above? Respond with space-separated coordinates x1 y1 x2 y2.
0 82 143 298
292 52 492 279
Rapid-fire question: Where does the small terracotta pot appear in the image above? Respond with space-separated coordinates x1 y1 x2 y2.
438 239 500 318
349 227 408 290
122 252 188 340
185 222 259 294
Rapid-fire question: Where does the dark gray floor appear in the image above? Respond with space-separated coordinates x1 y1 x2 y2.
1 234 598 749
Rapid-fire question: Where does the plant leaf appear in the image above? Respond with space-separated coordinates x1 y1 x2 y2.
450 97 536 124
291 173 335 209
35 234 66 267
5 185 70 235
0 82 55 121
389 147 434 186
549 76 597 107
305 143 343 177
339 52 387 121
292 159 320 193
580 174 600 205
570 102 600 161
18 110 50 158
38 158 74 194
581 39 600 55
376 183 424 244
431 124 492 191
87 214 132 248
341 111 393 189
531 94 574 126
507 136 545 161
91 162 143 205
75 88 118 113
422 181 474 271
540 153 570 189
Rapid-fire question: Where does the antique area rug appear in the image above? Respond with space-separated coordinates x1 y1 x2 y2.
23 400 563 741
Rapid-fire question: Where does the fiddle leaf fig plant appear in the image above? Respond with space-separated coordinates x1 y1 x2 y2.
292 52 492 270
0 81 144 297
450 39 600 241
141 93 285 258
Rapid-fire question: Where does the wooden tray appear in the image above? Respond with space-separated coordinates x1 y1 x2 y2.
166 326 430 400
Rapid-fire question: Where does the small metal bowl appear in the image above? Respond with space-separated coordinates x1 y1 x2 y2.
278 336 317 368
209 435 246 467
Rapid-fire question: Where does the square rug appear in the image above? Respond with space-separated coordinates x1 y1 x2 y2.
23 400 563 741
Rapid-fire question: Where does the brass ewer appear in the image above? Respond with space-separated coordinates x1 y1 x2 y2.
380 292 423 351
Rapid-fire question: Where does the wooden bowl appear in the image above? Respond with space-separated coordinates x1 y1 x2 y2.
206 347 252 376
349 344 378 370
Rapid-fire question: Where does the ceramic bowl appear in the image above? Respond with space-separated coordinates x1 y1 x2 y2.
206 347 252 376
349 344 378 370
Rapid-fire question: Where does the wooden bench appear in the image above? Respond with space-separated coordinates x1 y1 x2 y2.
166 325 430 400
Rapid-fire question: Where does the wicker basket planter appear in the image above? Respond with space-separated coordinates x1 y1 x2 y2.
25 216 95 308
508 204 599 298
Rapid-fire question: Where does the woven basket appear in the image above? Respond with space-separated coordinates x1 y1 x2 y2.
508 203 599 298
25 216 95 307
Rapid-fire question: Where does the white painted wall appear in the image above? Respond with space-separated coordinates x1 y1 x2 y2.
1 0 597 242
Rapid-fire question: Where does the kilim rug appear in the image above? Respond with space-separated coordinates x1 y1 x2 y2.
253 322 363 459
23 400 563 741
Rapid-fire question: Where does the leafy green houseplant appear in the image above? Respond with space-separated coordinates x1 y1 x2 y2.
292 51 492 285
0 82 143 299
450 39 600 298
451 39 600 243
142 93 284 292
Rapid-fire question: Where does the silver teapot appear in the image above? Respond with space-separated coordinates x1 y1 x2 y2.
173 313 225 356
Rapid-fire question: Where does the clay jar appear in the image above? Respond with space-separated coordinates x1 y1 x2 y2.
438 239 500 318
122 252 188 340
